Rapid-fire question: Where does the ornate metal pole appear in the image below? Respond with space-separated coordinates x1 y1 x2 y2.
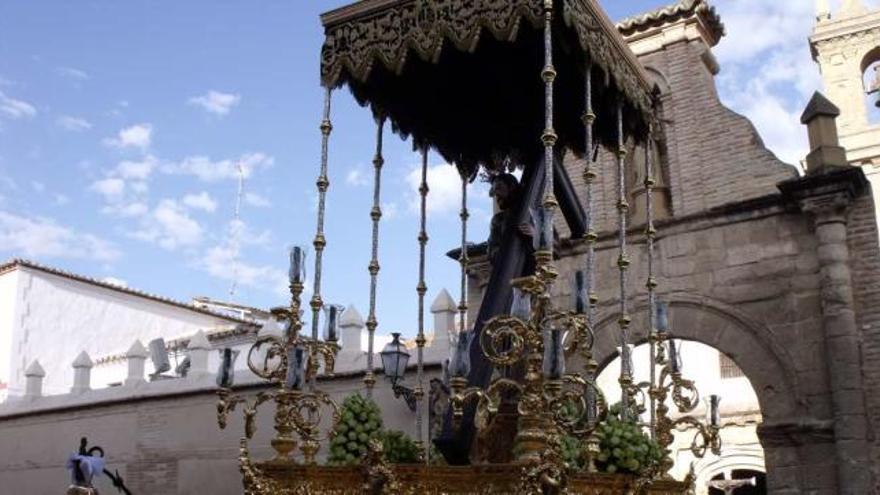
458 170 469 345
540 0 559 266
365 115 386 397
309 87 334 391
580 58 602 470
645 124 658 439
615 101 635 416
582 61 597 336
415 145 430 461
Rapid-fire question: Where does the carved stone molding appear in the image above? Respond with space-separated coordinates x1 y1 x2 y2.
777 166 868 217
756 418 835 448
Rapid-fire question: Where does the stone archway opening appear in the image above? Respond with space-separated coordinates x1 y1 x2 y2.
860 47 880 124
596 341 767 495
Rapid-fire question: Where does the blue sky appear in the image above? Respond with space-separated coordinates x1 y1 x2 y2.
0 1 866 336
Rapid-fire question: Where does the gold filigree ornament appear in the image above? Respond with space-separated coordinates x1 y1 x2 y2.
216 277 343 491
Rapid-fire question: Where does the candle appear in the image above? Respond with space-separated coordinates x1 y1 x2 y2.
539 207 553 250
574 271 587 314
710 394 721 427
289 246 307 285
442 358 451 386
323 304 344 343
620 344 634 377
216 348 237 388
543 328 565 380
585 384 597 425
511 287 531 320
286 346 306 390
450 331 472 377
529 207 554 251
655 301 669 334
668 340 681 373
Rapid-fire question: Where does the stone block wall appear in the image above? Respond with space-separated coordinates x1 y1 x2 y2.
549 200 839 493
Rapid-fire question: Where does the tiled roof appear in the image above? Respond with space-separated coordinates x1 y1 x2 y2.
0 258 260 326
617 0 725 40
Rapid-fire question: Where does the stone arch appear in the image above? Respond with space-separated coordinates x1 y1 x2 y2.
643 66 671 96
588 291 801 422
625 66 673 224
859 45 880 77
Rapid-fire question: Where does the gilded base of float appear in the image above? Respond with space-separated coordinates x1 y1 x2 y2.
242 459 690 495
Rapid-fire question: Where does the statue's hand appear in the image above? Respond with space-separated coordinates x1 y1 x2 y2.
518 223 535 238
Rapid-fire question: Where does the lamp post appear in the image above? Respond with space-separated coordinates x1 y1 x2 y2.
380 333 417 411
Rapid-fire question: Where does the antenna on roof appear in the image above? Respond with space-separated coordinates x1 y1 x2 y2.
228 160 245 299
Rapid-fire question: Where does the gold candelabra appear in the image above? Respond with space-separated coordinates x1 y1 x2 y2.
449 249 607 471
643 317 722 475
216 272 341 465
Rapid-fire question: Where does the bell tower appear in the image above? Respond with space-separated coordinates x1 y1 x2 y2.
810 0 880 168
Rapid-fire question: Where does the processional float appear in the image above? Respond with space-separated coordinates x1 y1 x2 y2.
214 0 722 493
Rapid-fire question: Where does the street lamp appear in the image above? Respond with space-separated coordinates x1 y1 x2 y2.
380 333 417 411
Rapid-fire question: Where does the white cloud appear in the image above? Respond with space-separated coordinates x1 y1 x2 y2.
130 181 149 194
382 202 399 220
55 194 69 206
90 178 126 202
91 158 156 215
405 163 490 217
56 67 89 80
162 152 274 182
56 115 92 132
201 244 287 295
244 192 271 207
188 90 241 116
346 165 369 187
0 175 16 191
0 91 36 119
116 156 157 180
110 202 148 217
0 211 120 262
182 191 218 213
132 199 203 250
31 181 45 192
103 123 152 151
713 0 821 165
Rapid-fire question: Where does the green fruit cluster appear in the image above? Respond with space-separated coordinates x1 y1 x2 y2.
594 415 663 476
380 430 421 464
560 435 585 470
327 394 384 465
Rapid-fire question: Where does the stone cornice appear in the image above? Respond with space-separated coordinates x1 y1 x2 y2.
810 11 880 59
811 8 880 45
778 167 868 215
757 418 835 448
617 0 724 45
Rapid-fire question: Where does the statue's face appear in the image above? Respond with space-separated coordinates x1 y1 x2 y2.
492 180 513 209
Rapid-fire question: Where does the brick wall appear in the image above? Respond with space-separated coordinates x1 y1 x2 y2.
846 190 880 493
563 38 798 235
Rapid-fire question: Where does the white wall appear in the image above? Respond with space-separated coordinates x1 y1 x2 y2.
6 267 249 397
596 341 760 418
0 269 19 402
597 341 764 489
